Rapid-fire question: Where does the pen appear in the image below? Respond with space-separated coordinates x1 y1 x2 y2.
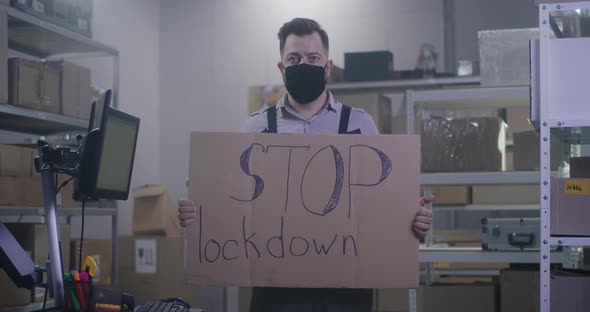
73 271 87 311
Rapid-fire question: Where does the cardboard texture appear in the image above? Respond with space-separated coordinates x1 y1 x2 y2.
118 237 200 306
40 64 60 114
551 270 590 312
70 239 112 285
421 117 506 172
421 186 471 205
513 131 563 170
551 178 590 236
375 284 496 312
186 132 420 288
506 106 534 140
0 145 33 176
59 62 92 118
501 270 539 312
335 93 392 134
0 176 20 205
133 185 180 236
472 185 540 204
0 11 7 104
8 58 42 110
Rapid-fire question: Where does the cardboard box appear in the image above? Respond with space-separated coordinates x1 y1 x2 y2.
376 284 496 312
421 117 506 172
571 157 590 178
133 185 180 237
119 237 199 306
472 185 540 204
40 64 60 114
0 11 7 103
551 270 590 312
19 174 43 207
501 270 539 312
8 58 42 110
551 178 590 236
0 256 32 308
479 28 539 87
0 145 33 176
513 131 563 170
0 176 20 205
336 93 392 134
57 174 75 208
421 284 496 312
58 61 92 118
187 133 420 288
506 106 534 140
421 186 471 205
70 239 112 285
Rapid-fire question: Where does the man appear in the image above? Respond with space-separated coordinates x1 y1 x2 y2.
178 18 433 312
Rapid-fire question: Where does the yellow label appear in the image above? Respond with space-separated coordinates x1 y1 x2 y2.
565 180 590 195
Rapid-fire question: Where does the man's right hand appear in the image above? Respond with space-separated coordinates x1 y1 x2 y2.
178 199 197 227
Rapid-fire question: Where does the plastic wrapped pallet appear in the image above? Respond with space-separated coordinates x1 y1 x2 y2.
479 28 539 87
421 117 506 172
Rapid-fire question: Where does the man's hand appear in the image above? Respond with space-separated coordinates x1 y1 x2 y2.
413 195 434 239
178 199 197 227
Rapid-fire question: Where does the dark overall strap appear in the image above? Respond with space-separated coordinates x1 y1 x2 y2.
338 105 352 134
265 107 277 133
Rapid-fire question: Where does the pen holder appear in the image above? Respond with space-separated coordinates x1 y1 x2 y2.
64 279 93 312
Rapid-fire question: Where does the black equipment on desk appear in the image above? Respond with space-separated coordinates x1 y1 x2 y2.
137 299 191 312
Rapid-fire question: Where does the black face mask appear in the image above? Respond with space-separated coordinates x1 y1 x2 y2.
284 63 327 105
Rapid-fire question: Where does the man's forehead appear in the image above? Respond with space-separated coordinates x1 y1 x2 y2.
283 32 327 55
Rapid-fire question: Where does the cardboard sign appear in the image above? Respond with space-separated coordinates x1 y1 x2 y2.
186 132 420 288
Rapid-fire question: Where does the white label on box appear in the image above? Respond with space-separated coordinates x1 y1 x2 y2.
56 192 62 205
34 287 45 301
135 239 157 274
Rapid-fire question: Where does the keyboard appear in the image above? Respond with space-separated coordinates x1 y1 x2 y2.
136 300 190 312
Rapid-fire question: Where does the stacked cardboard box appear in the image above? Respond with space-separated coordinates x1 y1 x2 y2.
421 117 506 172
0 144 74 207
51 61 92 119
118 185 198 305
8 58 60 113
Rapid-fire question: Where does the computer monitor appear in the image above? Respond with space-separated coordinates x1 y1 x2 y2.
94 107 139 200
76 89 140 201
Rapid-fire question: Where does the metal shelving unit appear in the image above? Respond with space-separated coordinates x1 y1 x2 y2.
538 3 590 311
327 76 480 93
0 4 120 311
420 247 563 263
403 79 562 311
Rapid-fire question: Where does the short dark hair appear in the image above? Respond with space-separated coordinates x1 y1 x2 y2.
278 18 329 55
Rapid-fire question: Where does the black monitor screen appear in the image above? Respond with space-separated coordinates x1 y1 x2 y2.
94 108 140 200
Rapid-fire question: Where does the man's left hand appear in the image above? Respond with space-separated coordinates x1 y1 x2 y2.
413 195 434 239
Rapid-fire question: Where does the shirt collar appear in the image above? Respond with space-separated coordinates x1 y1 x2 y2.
276 90 341 116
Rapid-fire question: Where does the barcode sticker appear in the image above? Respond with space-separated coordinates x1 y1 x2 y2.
565 180 590 195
